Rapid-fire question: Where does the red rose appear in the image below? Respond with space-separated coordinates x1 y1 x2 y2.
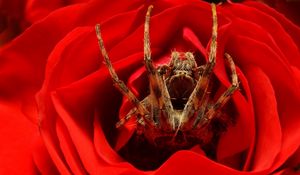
256 0 300 27
0 0 300 174
275 147 300 175
25 0 90 24
0 0 89 46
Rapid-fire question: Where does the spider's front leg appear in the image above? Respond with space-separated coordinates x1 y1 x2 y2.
144 6 175 129
95 24 155 127
201 53 239 125
182 3 218 127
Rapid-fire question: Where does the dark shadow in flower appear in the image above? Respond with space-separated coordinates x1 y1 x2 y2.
117 74 238 170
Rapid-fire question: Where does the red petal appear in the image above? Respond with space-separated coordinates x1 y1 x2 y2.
155 151 267 175
0 102 38 174
245 1 300 72
222 2 300 68
32 136 59 174
244 66 282 171
0 0 145 98
56 118 88 174
51 92 105 174
25 0 90 23
226 34 300 171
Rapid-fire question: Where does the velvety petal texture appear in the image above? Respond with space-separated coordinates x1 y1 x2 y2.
0 0 300 174
256 0 300 27
0 0 88 46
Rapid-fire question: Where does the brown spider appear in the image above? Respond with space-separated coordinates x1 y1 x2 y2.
95 3 239 150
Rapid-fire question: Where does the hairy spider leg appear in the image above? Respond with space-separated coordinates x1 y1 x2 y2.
181 3 218 129
199 53 239 127
95 24 155 127
115 108 138 128
115 97 153 128
144 5 175 129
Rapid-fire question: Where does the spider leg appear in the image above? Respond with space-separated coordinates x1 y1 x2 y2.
182 3 217 124
182 65 206 129
182 79 211 130
157 65 172 78
95 24 154 127
200 53 239 126
115 97 152 128
115 108 138 128
144 6 174 129
193 65 205 81
144 5 156 76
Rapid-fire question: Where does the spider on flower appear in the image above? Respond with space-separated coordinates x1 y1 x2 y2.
95 3 239 151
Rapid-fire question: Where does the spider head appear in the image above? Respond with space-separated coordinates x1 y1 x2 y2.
167 51 197 109
170 51 197 74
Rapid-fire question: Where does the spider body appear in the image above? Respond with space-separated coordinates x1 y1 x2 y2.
166 52 198 109
95 3 239 151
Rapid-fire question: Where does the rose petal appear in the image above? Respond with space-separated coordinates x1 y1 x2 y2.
41 27 98 90
94 113 124 164
216 69 255 170
226 34 300 171
25 0 90 23
51 92 105 174
0 102 38 174
271 69 300 170
221 2 300 68
32 136 60 174
210 26 256 170
39 122 72 174
51 63 151 173
56 117 88 174
0 0 145 99
244 66 282 171
182 27 207 59
34 27 99 174
155 151 266 175
244 0 300 32
219 18 290 67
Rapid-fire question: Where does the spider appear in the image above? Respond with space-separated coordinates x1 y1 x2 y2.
95 3 239 150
